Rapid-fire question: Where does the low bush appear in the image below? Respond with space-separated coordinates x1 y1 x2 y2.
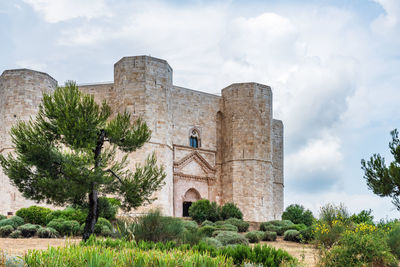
189 199 220 223
388 223 400 259
202 237 223 248
263 231 277 241
314 219 348 247
318 230 397 267
47 218 80 236
245 231 264 243
37 227 59 238
299 226 314 243
133 210 184 242
198 225 217 237
0 216 24 228
216 223 238 232
0 225 14 237
215 231 249 246
182 220 198 232
220 202 243 220
18 224 40 237
16 206 52 226
283 230 300 242
224 218 249 232
282 204 314 226
201 220 214 227
0 215 6 220
9 230 22 238
260 223 280 233
94 217 112 234
46 208 86 225
182 228 203 245
100 226 112 237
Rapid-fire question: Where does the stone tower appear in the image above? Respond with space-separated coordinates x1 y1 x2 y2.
220 83 276 222
0 69 57 215
114 56 174 215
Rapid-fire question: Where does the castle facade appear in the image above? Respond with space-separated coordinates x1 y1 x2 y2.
0 56 284 222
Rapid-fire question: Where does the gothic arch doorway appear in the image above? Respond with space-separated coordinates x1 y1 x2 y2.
182 188 201 217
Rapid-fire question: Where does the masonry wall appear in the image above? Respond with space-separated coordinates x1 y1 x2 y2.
0 69 57 215
272 119 284 220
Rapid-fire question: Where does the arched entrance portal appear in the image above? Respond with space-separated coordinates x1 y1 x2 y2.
182 188 201 217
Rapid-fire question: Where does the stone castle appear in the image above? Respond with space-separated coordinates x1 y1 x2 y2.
0 55 284 222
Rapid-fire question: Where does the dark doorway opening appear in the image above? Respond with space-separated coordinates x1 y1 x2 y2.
182 201 192 217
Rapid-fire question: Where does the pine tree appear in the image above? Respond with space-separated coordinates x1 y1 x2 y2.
0 81 166 240
361 129 400 211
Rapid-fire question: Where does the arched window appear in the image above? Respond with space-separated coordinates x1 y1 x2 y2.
189 128 200 148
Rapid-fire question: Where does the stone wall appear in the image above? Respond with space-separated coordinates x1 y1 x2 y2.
0 69 57 215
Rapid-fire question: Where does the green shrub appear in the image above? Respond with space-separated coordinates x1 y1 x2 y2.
388 223 400 259
47 218 80 236
220 202 243 220
283 230 300 242
259 223 280 232
98 197 120 220
182 228 203 245
94 218 112 234
133 210 184 242
18 223 40 237
319 230 397 267
263 231 277 241
9 230 22 238
0 225 14 237
46 208 87 225
245 231 264 243
319 203 350 226
198 225 217 237
280 223 307 235
282 204 314 226
182 220 198 232
0 215 6 220
216 223 238 232
37 227 59 238
100 226 112 237
188 199 220 223
201 220 214 227
224 218 249 232
0 216 24 228
202 237 222 248
350 209 374 224
215 231 249 246
300 226 314 243
16 206 52 226
314 219 348 248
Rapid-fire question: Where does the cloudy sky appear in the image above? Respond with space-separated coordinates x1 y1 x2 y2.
1 0 400 220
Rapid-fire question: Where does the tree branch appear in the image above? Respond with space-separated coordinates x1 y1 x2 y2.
107 168 124 184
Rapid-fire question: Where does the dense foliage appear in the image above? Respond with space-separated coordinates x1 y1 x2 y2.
188 199 220 223
0 82 166 240
0 216 24 228
16 206 52 226
219 203 243 220
361 129 400 211
282 204 314 226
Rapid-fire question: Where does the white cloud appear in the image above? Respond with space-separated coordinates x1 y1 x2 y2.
16 60 47 72
22 0 111 23
287 133 343 175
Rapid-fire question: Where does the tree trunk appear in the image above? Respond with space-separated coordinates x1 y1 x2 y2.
82 129 105 241
82 189 99 241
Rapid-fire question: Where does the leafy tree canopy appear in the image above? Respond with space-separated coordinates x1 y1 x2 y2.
0 81 166 239
361 129 400 211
